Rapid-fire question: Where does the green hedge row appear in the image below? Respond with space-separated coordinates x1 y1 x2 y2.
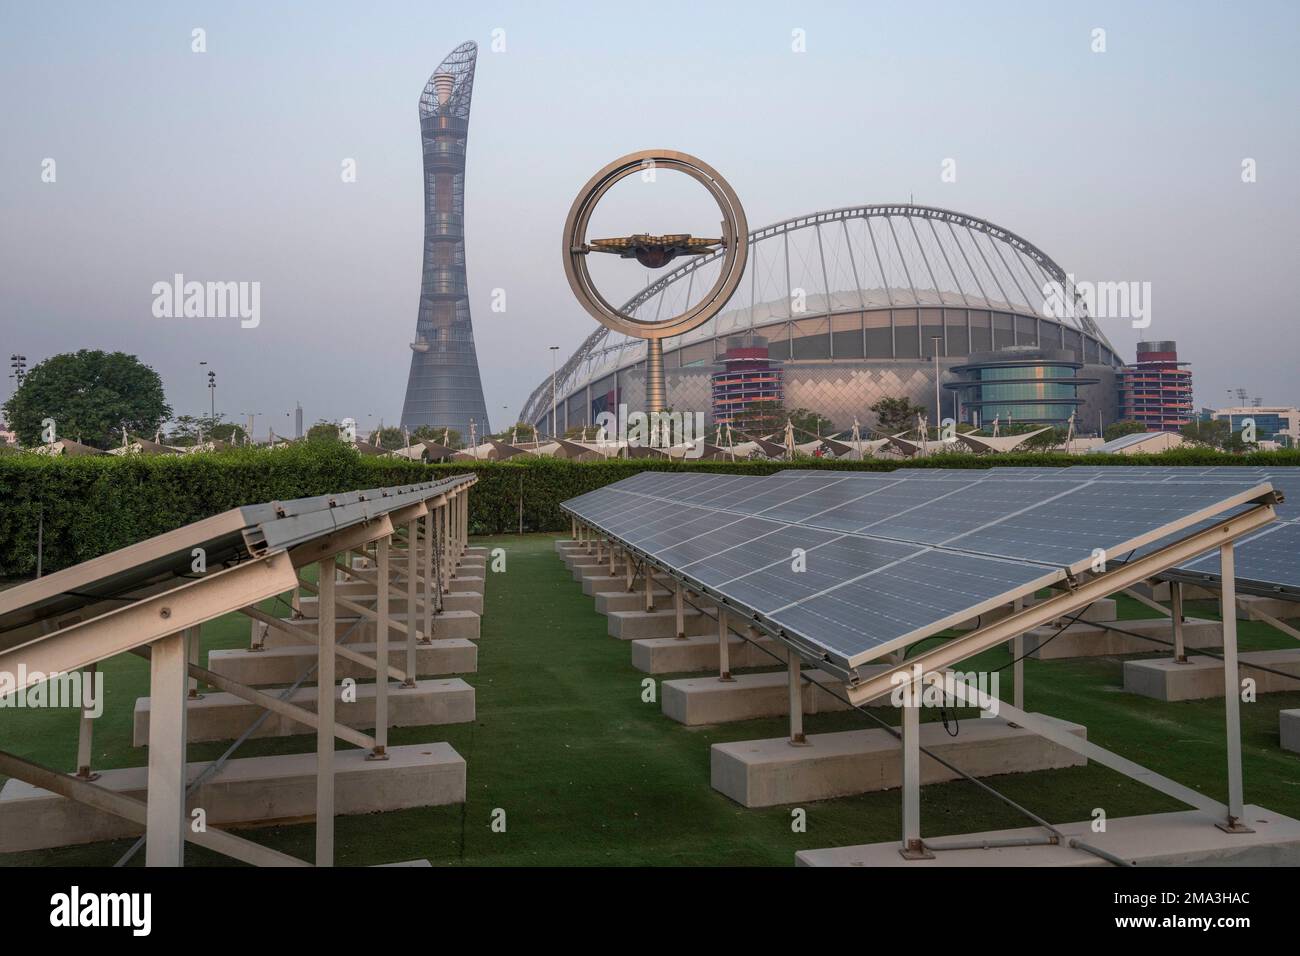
2 443 1297 577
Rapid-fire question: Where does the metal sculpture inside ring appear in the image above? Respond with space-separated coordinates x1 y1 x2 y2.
563 149 748 415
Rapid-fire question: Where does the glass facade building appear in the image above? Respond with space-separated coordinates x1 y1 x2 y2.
944 348 1096 426
399 41 491 438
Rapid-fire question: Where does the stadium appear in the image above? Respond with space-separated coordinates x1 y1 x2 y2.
521 204 1127 439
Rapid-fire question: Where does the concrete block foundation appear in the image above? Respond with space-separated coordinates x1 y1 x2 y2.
1123 649 1300 701
630 634 788 674
1281 710 1300 754
661 667 899 726
711 714 1087 808
0 744 465 854
208 638 477 686
608 608 713 640
133 678 474 746
796 805 1300 867
1023 616 1221 660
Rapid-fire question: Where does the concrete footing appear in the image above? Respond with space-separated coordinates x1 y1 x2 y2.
1022 616 1220 659
608 608 713 640
208 638 477 686
581 574 672 596
133 678 474 746
0 744 465 853
630 634 788 674
1221 594 1300 622
711 714 1087 808
1131 580 1217 602
1282 710 1300 753
1123 648 1300 701
796 804 1300 867
595 589 672 615
661 667 899 725
253 609 480 648
447 575 484 594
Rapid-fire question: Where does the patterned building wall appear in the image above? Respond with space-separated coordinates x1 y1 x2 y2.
548 360 1117 438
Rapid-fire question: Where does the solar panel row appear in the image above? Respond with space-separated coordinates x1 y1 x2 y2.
563 469 1277 671
779 466 1300 595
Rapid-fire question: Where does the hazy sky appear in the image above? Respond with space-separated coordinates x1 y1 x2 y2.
2 1 1297 435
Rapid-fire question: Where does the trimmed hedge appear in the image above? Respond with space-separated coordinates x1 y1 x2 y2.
2 443 1298 577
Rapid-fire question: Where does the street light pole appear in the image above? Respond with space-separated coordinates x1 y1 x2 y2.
931 336 943 437
549 345 560 438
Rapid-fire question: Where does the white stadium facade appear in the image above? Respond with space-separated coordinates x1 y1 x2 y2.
521 204 1127 439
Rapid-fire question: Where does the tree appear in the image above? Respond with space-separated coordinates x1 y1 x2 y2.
1104 420 1147 442
732 398 785 438
870 396 927 435
1179 419 1232 449
2 350 171 449
369 426 404 449
787 407 835 440
410 425 462 448
307 421 343 443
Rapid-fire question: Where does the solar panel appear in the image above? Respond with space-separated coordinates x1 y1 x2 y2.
563 468 1278 672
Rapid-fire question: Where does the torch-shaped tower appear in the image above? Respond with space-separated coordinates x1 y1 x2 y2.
400 41 490 438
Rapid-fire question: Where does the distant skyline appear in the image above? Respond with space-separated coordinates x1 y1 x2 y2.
1 1 1297 435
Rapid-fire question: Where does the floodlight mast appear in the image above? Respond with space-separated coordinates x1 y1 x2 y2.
563 149 748 416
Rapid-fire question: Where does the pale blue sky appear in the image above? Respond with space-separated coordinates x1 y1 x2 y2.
1 1 1296 433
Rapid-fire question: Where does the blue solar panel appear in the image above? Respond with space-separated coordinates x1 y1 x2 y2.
562 467 1281 671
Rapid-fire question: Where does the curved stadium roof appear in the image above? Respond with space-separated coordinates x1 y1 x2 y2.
522 204 1117 424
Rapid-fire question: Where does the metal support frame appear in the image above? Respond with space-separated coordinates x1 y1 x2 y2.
316 557 335 866
145 631 188 866
674 581 685 639
788 654 806 746
644 568 655 612
717 606 734 682
404 518 418 686
422 509 434 645
1171 581 1187 663
0 476 477 869
1217 542 1251 833
75 662 98 780
1012 596 1024 712
372 534 390 760
898 694 933 859
186 624 203 699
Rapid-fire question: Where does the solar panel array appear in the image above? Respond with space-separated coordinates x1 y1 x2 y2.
834 466 1300 597
563 469 1277 673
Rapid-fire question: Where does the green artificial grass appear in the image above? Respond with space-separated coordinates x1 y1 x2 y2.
2 534 1298 866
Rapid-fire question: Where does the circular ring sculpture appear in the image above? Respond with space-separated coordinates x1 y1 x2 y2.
563 149 749 341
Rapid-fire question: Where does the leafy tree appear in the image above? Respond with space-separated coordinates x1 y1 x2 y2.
209 421 249 445
164 414 244 446
787 407 835 439
307 421 343 443
1104 420 1147 442
410 425 463 448
2 350 172 448
369 426 405 449
1180 419 1232 449
870 396 927 435
731 398 785 438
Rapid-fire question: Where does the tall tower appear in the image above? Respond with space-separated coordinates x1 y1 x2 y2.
400 41 490 438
